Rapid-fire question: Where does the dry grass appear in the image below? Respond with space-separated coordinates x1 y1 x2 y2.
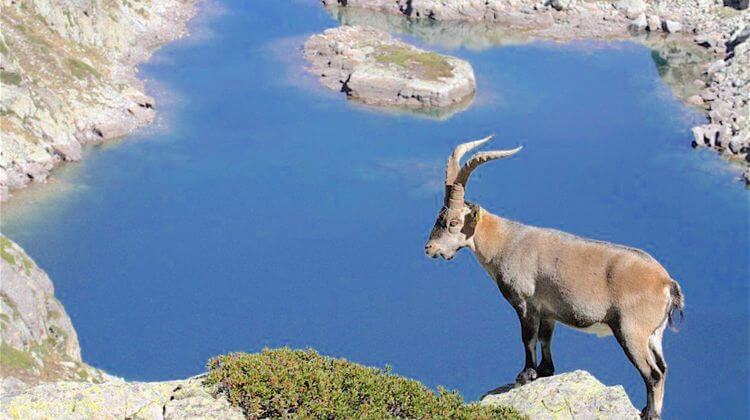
374 44 454 80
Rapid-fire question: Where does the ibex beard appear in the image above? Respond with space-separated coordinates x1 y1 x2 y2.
424 135 684 420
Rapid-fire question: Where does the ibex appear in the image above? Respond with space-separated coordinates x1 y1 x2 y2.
424 136 684 420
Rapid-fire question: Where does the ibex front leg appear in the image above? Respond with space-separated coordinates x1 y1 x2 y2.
537 318 556 377
515 306 540 385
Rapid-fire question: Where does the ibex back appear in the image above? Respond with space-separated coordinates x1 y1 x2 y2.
424 136 684 420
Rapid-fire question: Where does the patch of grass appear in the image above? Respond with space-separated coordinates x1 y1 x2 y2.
0 40 8 55
374 45 454 81
0 236 17 266
0 342 36 371
66 58 99 79
206 348 523 419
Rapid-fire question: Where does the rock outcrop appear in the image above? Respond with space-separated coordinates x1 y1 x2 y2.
0 235 106 393
303 26 476 112
0 376 244 420
481 370 640 419
322 0 750 184
0 0 198 201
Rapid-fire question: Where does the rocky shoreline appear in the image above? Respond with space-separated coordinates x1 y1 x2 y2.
323 0 750 184
0 0 199 201
303 26 476 113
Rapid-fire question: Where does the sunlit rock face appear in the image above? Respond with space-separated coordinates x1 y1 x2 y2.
303 25 476 114
481 370 641 419
0 376 244 419
0 235 106 393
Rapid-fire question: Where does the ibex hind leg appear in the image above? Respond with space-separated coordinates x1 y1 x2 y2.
612 321 665 420
648 318 668 416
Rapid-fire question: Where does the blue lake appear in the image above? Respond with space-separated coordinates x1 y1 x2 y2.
2 1 748 418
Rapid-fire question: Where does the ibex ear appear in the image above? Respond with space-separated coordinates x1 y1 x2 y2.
460 205 481 237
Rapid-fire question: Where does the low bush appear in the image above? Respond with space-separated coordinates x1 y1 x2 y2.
205 348 522 419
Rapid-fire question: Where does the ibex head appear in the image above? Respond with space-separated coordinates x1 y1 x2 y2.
424 135 521 260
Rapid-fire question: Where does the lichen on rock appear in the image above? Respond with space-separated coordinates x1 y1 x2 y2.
481 370 640 419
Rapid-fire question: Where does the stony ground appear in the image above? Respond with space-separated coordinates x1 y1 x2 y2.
0 0 197 201
303 25 476 117
324 0 750 184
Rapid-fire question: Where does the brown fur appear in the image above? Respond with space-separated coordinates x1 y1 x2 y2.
425 138 683 419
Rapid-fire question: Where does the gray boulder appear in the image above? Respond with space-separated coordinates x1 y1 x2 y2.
614 0 646 19
662 19 682 33
481 370 640 419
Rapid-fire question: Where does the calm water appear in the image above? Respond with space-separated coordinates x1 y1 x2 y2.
2 1 748 417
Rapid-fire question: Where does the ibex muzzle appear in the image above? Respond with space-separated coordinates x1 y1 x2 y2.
425 135 684 420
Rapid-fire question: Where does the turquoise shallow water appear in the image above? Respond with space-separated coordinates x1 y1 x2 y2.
2 1 748 418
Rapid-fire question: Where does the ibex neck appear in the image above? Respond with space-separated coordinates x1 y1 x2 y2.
471 208 512 264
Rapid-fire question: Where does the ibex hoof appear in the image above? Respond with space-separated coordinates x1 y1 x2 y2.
640 407 661 420
536 365 554 378
515 368 538 385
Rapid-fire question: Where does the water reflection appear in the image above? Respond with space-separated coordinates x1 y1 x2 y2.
327 5 713 104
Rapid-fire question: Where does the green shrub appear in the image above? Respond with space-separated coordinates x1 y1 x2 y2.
206 348 523 419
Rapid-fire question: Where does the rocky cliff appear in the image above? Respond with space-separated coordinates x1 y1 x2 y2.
0 0 197 201
303 25 476 115
0 235 105 394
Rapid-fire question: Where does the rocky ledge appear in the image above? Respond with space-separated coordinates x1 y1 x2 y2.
303 25 476 111
0 0 198 201
0 376 243 420
481 370 640 419
322 0 750 183
0 234 639 419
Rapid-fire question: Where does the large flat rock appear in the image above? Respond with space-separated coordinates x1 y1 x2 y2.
303 25 475 111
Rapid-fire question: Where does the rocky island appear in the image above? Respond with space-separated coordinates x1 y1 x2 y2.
322 0 750 183
303 26 476 112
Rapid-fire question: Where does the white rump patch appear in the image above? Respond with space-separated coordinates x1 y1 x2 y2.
568 322 613 338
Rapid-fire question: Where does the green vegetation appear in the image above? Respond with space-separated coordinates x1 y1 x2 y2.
1 70 22 85
0 40 8 55
206 348 523 420
0 236 17 266
374 45 454 81
0 236 34 275
0 342 36 371
67 58 99 79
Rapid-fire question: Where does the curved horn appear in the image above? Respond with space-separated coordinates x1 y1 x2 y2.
454 146 523 187
445 135 494 186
